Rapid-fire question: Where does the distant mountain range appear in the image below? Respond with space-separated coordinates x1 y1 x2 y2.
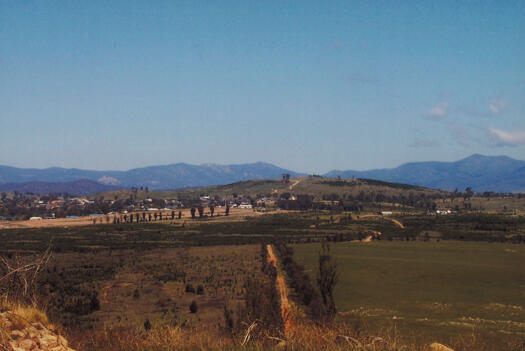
0 179 121 196
0 162 303 194
0 155 523 195
325 154 525 193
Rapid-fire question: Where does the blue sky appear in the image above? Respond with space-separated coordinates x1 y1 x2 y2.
1 1 524 173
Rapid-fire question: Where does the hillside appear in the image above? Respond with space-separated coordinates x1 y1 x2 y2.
325 154 525 193
0 162 303 191
0 179 121 196
91 176 441 201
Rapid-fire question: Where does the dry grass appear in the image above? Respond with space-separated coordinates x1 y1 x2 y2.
0 297 51 350
67 320 475 351
0 297 49 330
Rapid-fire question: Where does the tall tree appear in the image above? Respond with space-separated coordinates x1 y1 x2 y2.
317 242 338 319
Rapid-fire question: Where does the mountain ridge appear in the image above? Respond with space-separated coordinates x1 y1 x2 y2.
324 154 525 193
0 179 121 196
0 162 304 192
0 155 524 194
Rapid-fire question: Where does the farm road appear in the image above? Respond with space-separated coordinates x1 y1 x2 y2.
359 214 405 228
266 244 293 335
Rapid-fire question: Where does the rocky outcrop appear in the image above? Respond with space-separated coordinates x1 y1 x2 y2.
429 342 454 351
1 312 75 351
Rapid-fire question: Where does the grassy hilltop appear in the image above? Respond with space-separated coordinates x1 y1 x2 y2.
91 176 441 200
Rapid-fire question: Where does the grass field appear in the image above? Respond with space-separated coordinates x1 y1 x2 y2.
292 241 525 349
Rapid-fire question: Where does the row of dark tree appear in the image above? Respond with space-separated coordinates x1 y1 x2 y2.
274 241 338 322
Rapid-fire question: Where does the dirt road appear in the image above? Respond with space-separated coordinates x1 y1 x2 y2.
288 178 302 190
359 214 405 228
266 244 293 335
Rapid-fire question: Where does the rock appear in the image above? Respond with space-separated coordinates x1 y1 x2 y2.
18 338 34 349
10 330 25 339
40 334 59 348
58 335 68 347
429 342 454 351
3 309 75 351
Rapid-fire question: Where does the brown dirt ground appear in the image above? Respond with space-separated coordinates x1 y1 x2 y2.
0 208 272 229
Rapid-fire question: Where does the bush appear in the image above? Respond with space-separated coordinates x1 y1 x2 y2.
189 300 198 313
196 285 204 295
185 284 195 293
143 318 151 331
133 289 140 299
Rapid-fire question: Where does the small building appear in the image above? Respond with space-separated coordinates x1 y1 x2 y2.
239 203 253 209
381 211 393 216
29 217 43 221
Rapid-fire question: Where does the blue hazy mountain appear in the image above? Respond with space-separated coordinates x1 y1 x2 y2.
0 162 304 192
324 154 525 193
1 155 524 194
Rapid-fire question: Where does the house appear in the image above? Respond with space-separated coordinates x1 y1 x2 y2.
381 211 392 216
239 203 253 209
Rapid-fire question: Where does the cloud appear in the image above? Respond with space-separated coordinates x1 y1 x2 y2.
488 98 508 116
425 103 449 119
409 138 440 148
456 98 508 118
488 127 525 146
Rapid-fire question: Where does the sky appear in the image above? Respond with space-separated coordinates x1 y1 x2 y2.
1 1 524 174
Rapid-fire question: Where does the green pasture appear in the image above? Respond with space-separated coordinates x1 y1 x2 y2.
293 241 525 349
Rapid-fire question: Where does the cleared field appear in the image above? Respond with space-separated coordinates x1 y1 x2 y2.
38 245 263 331
0 207 261 229
293 241 525 349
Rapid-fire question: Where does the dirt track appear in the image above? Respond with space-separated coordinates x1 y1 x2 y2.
359 214 405 228
288 178 302 190
266 244 293 335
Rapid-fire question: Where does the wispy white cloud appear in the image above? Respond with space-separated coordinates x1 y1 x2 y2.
488 98 508 116
488 127 525 146
456 98 508 118
425 103 449 119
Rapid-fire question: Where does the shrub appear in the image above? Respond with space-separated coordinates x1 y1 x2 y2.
189 300 198 313
143 318 151 331
196 285 204 295
185 284 195 293
133 289 140 299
